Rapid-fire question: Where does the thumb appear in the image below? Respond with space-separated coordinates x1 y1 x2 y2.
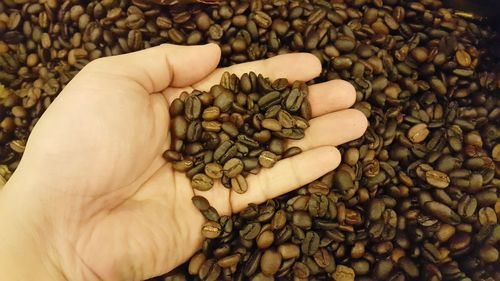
83 43 221 92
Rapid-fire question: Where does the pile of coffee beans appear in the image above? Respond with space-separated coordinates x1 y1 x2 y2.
164 71 309 193
0 0 498 280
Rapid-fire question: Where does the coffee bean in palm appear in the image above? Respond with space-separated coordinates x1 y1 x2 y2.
283 146 302 158
269 138 285 155
184 95 201 120
223 158 243 178
214 90 234 112
192 173 214 191
198 259 221 281
204 163 223 179
170 98 184 116
259 151 279 168
172 159 194 172
172 116 188 140
192 195 210 212
231 174 248 194
201 221 222 239
163 150 182 162
188 252 206 275
261 118 282 132
202 207 220 222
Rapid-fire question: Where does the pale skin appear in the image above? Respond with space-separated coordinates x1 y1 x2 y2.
0 44 367 281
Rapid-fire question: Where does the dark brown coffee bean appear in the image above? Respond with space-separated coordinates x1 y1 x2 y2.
213 92 233 114
269 138 285 155
172 116 188 140
259 151 279 168
398 257 419 278
201 121 222 132
202 106 220 121
172 159 194 172
204 163 223 179
202 221 222 239
425 170 450 189
238 135 260 148
424 201 461 225
214 140 234 162
302 231 320 256
335 36 356 52
163 150 182 162
256 230 274 249
189 252 206 275
221 121 238 137
293 210 312 229
184 96 201 120
240 222 261 240
261 119 282 132
332 265 355 281
217 253 241 268
192 195 210 212
260 249 282 276
199 259 221 281
285 88 304 112
277 110 296 128
202 206 220 222
231 174 248 194
192 173 214 191
283 146 302 158
223 158 244 178
253 11 272 29
187 121 202 142
258 91 281 107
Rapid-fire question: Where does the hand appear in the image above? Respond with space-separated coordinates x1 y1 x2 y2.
0 44 367 281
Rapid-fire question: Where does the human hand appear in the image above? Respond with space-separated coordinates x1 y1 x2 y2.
0 44 367 281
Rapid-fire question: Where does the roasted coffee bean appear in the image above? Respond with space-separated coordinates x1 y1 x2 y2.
202 106 220 121
202 221 222 239
256 230 274 249
261 119 282 131
192 195 210 212
260 249 282 276
283 147 302 158
214 90 234 112
2 2 498 280
192 173 214 191
163 150 182 162
240 223 261 240
231 174 248 194
189 252 206 275
172 159 194 172
332 265 355 281
223 158 244 178
425 170 450 189
172 116 188 140
204 163 223 179
302 231 320 256
185 95 202 120
424 201 461 225
202 207 220 222
258 151 279 168
198 259 221 281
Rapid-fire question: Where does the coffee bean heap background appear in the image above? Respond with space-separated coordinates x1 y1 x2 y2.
164 71 310 194
0 0 498 280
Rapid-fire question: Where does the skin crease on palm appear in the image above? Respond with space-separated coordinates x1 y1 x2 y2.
0 44 367 281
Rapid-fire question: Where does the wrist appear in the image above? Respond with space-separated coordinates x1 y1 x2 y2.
0 182 65 281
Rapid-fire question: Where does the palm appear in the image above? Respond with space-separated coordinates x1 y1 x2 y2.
9 45 367 281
